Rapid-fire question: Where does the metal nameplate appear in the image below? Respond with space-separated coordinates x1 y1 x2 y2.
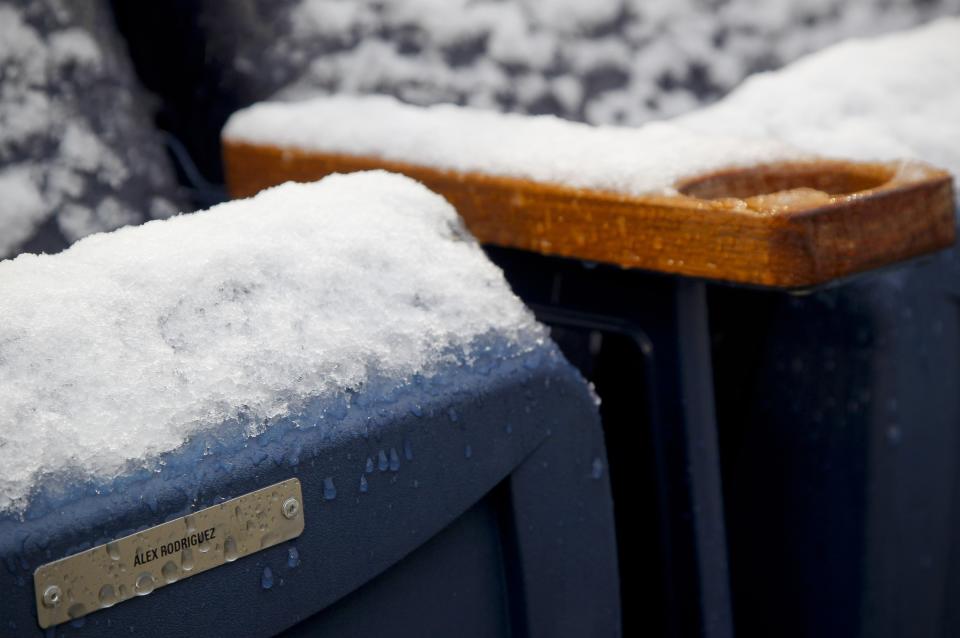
34 478 304 629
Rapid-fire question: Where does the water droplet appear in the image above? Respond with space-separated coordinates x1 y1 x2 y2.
98 584 116 608
106 542 121 561
409 404 423 417
365 457 374 473
378 450 389 472
323 477 337 500
389 448 400 472
448 408 459 423
161 561 179 584
287 547 300 568
591 457 604 480
134 572 155 596
403 439 414 461
224 537 239 562
67 603 86 624
184 515 197 533
464 444 473 459
505 423 513 435
181 547 195 572
359 475 369 493
261 566 274 590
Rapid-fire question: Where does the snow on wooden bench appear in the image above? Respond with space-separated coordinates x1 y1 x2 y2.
222 18 959 289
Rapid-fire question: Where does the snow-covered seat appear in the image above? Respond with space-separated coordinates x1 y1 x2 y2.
0 173 618 636
217 18 960 638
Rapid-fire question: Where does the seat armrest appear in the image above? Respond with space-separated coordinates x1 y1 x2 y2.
223 115 955 290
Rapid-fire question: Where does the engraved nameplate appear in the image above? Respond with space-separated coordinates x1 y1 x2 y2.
34 478 304 629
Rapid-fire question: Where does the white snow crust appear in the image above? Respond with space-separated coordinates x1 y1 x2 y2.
224 94 802 195
676 17 960 181
227 17 960 194
0 172 544 512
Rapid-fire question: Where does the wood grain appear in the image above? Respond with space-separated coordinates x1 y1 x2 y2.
222 140 955 289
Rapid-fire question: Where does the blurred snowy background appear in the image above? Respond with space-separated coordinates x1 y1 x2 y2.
1 0 958 258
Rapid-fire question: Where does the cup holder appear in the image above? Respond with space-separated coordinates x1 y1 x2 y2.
675 160 898 211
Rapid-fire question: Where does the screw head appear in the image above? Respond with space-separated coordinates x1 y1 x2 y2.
282 497 300 519
42 585 62 608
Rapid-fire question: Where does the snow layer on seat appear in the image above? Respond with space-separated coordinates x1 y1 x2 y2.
0 171 546 513
224 94 802 195
676 17 960 181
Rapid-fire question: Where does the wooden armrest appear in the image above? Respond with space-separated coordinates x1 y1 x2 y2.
223 141 954 289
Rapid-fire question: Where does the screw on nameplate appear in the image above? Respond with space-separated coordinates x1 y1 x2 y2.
33 478 305 629
41 585 62 608
282 497 300 519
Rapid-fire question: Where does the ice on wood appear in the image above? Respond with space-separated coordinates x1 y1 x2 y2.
0 172 546 513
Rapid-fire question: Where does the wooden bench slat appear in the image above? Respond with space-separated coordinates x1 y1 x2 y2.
223 141 955 289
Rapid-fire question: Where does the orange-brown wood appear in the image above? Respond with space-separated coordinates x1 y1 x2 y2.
222 140 955 289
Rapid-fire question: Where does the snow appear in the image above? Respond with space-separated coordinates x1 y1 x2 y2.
268 0 960 126
0 2 181 259
290 0 370 40
520 0 624 34
0 167 48 256
676 17 960 181
224 94 801 196
227 16 960 196
0 172 546 513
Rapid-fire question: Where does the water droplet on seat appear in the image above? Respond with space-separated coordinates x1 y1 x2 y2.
261 566 274 590
181 547 195 571
323 477 337 500
162 560 179 583
134 572 155 596
98 584 116 608
591 457 604 480
224 536 239 562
